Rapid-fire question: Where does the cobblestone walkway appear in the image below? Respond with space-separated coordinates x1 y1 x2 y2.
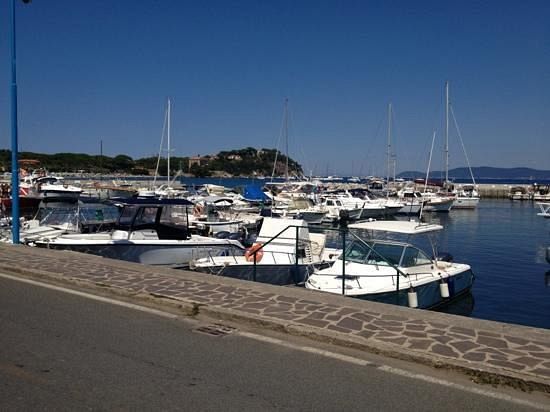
1 244 549 390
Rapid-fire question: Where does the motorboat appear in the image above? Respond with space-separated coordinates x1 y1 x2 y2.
269 197 328 225
452 185 480 209
318 196 362 222
305 220 474 309
421 191 454 213
190 217 340 285
34 198 246 267
396 189 426 215
34 176 83 201
9 199 120 244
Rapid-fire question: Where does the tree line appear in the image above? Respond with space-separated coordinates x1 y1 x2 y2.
0 147 303 178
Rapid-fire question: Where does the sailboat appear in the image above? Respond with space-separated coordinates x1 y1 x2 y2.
138 99 185 199
443 82 480 209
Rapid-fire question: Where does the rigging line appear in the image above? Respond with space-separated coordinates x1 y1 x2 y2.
154 103 169 188
449 104 477 185
389 105 400 179
287 105 308 179
270 100 286 182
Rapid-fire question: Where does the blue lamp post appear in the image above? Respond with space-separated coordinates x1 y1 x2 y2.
9 0 31 244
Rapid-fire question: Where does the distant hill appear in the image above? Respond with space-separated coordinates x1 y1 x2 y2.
398 167 550 180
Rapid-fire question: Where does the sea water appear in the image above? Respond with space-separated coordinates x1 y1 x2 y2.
429 200 550 329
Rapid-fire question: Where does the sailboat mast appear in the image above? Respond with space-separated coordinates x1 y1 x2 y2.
386 102 392 185
284 97 289 181
445 81 449 184
167 98 171 186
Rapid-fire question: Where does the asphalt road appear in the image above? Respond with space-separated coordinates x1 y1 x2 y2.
0 275 547 411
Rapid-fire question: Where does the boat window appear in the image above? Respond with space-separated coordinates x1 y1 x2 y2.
159 205 189 225
119 205 138 226
366 243 404 266
343 241 370 263
401 246 432 267
134 207 159 226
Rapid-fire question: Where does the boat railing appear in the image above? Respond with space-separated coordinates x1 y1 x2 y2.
197 247 304 271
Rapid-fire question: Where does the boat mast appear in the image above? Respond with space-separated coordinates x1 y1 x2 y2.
284 97 289 181
445 81 449 184
167 98 171 186
386 102 392 186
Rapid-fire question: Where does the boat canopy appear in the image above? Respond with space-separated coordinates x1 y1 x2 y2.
348 220 443 234
243 185 269 202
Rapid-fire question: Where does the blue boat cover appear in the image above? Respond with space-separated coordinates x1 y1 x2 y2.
243 185 269 202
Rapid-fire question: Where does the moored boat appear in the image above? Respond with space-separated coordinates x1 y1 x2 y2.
190 217 340 285
33 198 246 267
305 220 474 309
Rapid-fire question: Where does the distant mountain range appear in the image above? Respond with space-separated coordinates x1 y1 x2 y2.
398 167 550 180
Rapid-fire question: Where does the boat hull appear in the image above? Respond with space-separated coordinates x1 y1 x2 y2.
452 197 479 209
38 240 244 267
356 269 475 309
193 263 314 285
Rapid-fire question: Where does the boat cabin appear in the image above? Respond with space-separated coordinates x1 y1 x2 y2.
113 198 193 240
342 240 433 268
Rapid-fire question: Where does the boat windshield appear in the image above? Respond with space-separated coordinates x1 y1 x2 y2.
341 240 432 267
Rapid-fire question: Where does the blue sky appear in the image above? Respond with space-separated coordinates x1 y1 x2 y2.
0 0 548 176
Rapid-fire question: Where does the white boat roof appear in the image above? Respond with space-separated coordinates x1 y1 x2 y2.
348 220 443 234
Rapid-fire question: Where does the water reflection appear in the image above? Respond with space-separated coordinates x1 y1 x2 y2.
434 292 475 317
545 271 550 288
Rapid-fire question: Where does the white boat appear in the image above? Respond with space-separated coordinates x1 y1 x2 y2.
319 196 363 222
35 176 83 201
269 197 328 224
396 189 426 215
190 217 340 285
10 200 120 244
305 220 474 309
34 198 246 267
453 184 480 209
421 191 454 213
537 202 550 218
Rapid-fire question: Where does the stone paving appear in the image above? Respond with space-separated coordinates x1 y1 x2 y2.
1 244 549 391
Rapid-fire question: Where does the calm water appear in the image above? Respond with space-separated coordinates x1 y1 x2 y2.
427 200 550 329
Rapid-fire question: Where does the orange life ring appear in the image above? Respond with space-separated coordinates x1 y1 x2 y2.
245 243 264 262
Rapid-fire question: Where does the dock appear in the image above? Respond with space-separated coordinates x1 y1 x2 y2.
1 243 549 393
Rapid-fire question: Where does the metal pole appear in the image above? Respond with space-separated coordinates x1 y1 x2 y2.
9 0 20 244
294 226 299 285
341 230 346 295
396 268 400 305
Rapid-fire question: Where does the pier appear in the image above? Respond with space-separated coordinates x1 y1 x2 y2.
1 243 549 393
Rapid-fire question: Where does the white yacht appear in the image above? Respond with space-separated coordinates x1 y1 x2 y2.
34 198 246 267
305 220 474 309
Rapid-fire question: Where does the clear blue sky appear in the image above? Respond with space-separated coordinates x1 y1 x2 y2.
0 0 548 176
